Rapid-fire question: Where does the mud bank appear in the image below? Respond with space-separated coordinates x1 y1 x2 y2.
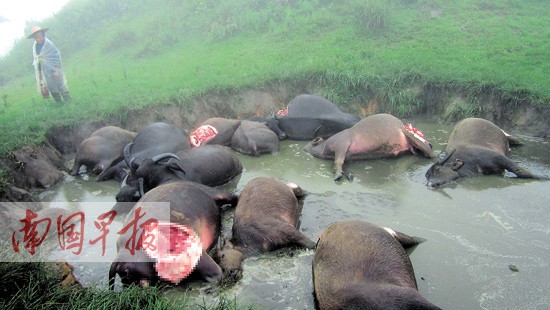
1 82 549 200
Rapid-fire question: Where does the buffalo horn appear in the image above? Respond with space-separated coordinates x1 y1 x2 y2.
120 173 129 188
438 149 456 165
129 157 139 168
151 153 180 163
138 178 145 197
123 142 135 166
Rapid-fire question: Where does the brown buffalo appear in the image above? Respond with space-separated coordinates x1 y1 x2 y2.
313 220 440 310
45 261 82 289
304 113 434 181
215 176 316 283
109 182 225 288
70 126 136 180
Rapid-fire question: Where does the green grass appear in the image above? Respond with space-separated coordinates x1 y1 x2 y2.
0 0 548 153
0 267 245 310
0 242 249 309
0 237 251 309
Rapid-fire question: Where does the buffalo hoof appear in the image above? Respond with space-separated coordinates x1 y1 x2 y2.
333 172 353 182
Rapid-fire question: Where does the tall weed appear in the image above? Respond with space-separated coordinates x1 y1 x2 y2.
354 0 394 35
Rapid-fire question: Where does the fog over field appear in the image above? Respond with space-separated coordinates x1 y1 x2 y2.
0 0 69 57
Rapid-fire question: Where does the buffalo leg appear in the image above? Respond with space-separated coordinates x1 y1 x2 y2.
500 156 549 179
281 225 316 249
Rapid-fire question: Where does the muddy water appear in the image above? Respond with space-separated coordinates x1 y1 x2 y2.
39 118 550 310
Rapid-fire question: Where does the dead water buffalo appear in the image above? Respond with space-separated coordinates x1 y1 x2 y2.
70 126 137 180
425 118 549 187
304 113 434 181
134 145 242 188
97 122 191 181
231 120 280 155
109 182 225 288
113 145 240 212
313 220 440 310
189 118 241 147
276 94 360 140
215 176 316 283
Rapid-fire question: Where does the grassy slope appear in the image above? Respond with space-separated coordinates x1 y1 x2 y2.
0 0 548 156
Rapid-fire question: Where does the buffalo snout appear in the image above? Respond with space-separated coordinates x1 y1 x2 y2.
215 242 245 285
109 261 156 289
426 163 461 188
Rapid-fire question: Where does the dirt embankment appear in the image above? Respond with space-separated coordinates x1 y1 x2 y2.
1 83 549 201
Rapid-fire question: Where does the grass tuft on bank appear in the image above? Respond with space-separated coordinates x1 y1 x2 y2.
0 230 256 310
0 240 251 309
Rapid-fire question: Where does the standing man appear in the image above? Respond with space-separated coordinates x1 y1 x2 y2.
28 26 71 103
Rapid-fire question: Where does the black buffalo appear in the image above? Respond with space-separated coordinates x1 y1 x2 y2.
276 94 360 140
134 145 242 188
113 145 240 214
98 122 191 181
231 120 280 155
426 118 548 187
190 117 241 147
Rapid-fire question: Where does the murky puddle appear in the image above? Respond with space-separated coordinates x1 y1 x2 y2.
38 118 550 309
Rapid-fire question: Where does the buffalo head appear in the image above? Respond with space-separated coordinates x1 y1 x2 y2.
109 256 157 289
425 150 464 187
117 153 183 202
265 114 286 140
213 238 245 285
134 153 184 188
114 173 144 206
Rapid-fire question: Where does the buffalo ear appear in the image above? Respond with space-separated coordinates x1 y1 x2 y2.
452 159 464 171
165 159 185 173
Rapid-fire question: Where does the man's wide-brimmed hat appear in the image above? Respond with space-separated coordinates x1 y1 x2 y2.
27 26 49 39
